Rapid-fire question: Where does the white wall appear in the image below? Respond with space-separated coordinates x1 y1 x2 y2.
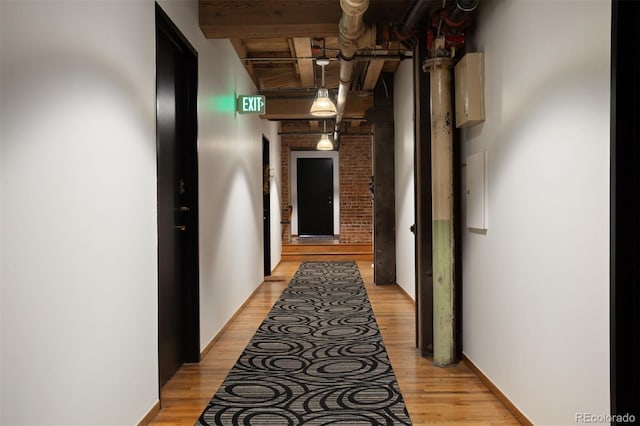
461 1 611 424
0 3 4 420
1 1 158 424
156 0 282 352
0 1 281 424
394 59 416 299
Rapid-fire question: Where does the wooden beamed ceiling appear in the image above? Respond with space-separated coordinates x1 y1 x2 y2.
199 0 414 124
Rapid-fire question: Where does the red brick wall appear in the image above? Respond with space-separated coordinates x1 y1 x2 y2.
280 122 373 244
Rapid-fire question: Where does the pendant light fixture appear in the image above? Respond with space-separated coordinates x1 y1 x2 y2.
316 121 334 151
310 56 337 117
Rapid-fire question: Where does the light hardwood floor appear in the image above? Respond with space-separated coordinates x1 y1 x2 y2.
149 260 520 425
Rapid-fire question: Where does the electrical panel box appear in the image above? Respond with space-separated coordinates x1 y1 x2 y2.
455 52 485 128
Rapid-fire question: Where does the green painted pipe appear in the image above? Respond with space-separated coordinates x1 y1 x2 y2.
432 219 454 366
425 54 456 367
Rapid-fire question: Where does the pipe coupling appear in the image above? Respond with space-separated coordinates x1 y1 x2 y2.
340 0 370 16
339 24 376 58
456 0 479 12
422 57 453 73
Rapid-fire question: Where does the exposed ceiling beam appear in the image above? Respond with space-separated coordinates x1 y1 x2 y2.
292 37 315 88
228 38 258 87
362 59 386 90
199 1 341 39
263 92 373 120
200 24 339 40
198 0 414 128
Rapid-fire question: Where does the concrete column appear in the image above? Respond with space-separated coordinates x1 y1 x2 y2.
424 56 456 367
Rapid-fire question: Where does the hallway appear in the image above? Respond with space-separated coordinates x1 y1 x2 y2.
149 260 518 425
0 1 623 424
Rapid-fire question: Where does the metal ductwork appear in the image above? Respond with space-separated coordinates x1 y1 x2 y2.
333 0 438 141
447 0 479 24
334 0 375 141
398 0 433 39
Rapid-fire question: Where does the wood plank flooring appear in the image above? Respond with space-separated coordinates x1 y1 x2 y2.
148 260 519 425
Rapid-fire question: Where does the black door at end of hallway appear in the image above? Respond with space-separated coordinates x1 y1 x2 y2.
297 157 334 236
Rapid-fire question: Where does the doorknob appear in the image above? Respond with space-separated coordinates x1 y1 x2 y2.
179 206 190 212
176 225 186 231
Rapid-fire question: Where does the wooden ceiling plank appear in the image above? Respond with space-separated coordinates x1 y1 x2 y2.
288 38 302 88
244 38 292 52
229 38 247 58
258 68 301 89
293 37 315 88
200 23 339 39
362 59 386 90
229 38 259 87
199 0 341 23
199 0 411 36
199 1 342 39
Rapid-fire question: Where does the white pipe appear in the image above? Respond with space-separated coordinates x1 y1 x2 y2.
339 0 369 58
335 0 375 139
335 60 354 132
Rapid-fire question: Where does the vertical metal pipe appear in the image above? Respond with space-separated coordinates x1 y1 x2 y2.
424 56 455 367
335 0 373 139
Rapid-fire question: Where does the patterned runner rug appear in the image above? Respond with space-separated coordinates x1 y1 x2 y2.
196 261 412 425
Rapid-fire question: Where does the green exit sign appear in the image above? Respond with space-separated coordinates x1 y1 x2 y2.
237 95 266 114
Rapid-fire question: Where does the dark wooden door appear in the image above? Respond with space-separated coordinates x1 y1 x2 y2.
297 158 333 236
263 137 271 276
156 5 200 389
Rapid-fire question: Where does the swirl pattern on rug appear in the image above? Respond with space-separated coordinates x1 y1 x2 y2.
196 261 412 425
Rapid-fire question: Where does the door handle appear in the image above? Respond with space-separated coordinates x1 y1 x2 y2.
176 225 186 231
179 206 190 212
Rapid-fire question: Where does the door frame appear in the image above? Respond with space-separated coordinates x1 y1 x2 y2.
290 150 340 237
610 0 640 416
156 3 200 386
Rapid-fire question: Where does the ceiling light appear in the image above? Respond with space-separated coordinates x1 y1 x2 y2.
310 88 337 117
316 134 334 151
310 57 336 117
316 121 334 151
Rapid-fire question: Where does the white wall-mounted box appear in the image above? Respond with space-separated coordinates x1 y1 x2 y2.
455 52 485 128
